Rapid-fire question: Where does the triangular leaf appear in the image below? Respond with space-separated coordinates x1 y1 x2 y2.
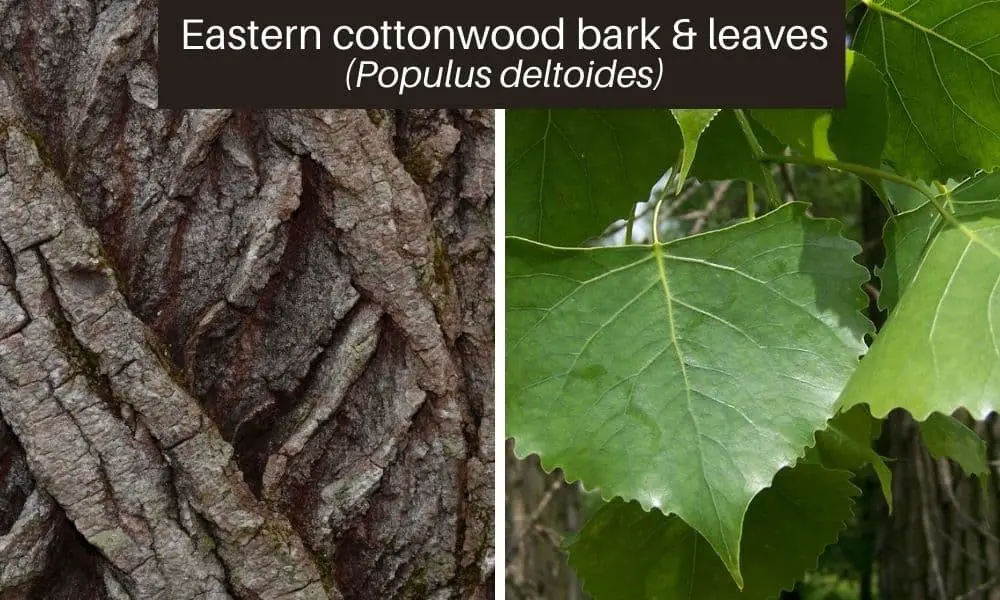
805 404 894 507
920 411 989 480
855 0 1000 181
507 203 872 585
671 109 721 193
839 172 1000 420
567 464 860 600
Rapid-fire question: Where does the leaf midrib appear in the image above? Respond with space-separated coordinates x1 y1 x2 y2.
653 240 736 575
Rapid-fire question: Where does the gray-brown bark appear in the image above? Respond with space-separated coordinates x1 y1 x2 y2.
0 2 495 598
878 411 1000 600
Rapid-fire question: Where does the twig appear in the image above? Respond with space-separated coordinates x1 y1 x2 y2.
691 181 733 234
601 182 703 242
512 478 563 550
533 524 565 550
662 182 704 219
779 163 799 204
936 458 1000 545
955 576 1000 600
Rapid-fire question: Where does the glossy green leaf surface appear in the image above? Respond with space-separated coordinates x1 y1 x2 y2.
877 203 938 312
507 204 871 584
855 0 1000 181
567 464 859 600
839 173 1000 420
880 173 1000 309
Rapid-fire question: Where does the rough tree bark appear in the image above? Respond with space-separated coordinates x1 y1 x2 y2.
0 2 495 599
877 412 1000 600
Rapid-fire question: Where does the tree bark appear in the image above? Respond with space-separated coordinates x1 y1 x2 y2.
0 2 494 599
878 412 1000 600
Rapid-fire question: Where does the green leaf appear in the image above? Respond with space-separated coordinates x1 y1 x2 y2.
880 172 1000 313
505 109 782 245
567 464 859 600
855 0 1000 181
752 51 887 172
805 404 894 508
838 172 1000 420
506 109 681 245
882 175 936 213
507 203 872 585
884 174 969 214
877 203 938 312
920 411 989 480
688 110 784 192
671 109 721 193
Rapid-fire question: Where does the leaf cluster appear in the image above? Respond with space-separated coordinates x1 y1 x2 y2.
506 1 1000 597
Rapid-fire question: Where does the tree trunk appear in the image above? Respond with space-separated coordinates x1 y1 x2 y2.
0 3 494 599
878 412 1000 600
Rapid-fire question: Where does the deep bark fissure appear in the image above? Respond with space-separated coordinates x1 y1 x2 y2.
0 5 494 596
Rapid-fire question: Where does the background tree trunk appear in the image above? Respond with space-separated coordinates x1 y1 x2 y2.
0 2 494 599
504 444 583 600
877 412 1000 600
859 166 1000 600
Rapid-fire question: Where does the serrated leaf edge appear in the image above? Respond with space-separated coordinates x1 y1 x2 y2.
506 203 875 586
670 108 722 193
561 468 862 600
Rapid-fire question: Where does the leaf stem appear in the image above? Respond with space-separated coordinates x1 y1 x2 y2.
652 189 665 246
934 182 954 212
746 182 756 220
733 109 780 207
762 144 894 215
647 152 686 245
757 153 993 254
651 153 683 245
628 153 681 244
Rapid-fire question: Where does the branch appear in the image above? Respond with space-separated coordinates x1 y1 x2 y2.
691 181 734 234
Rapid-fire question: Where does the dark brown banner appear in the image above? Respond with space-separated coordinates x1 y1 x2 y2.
158 0 845 108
